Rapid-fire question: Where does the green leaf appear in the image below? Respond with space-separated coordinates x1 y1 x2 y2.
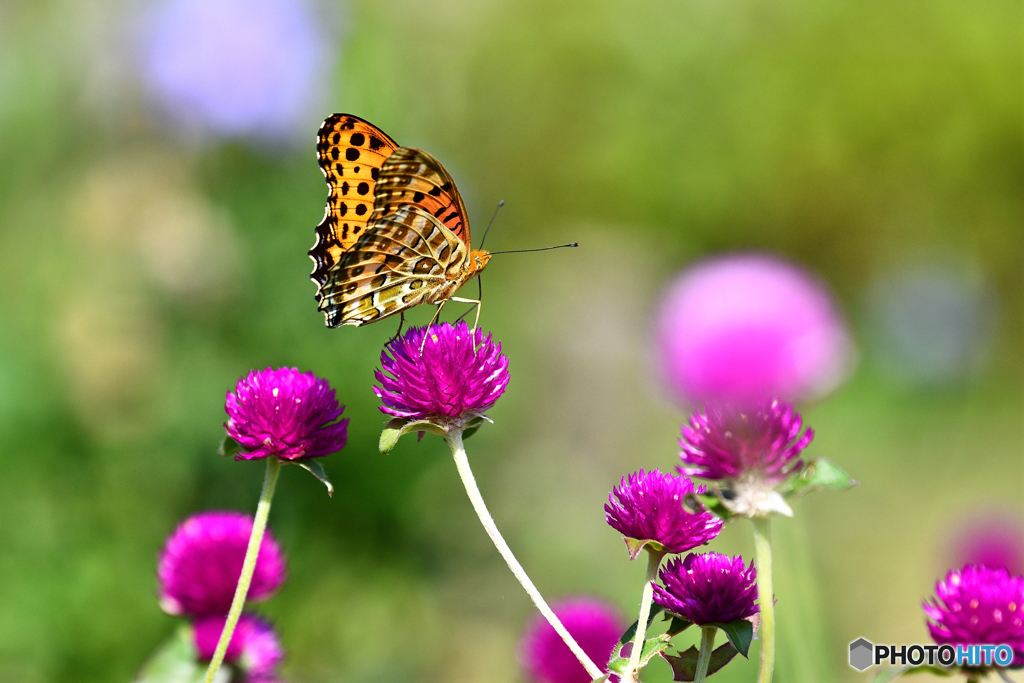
662 642 740 681
134 624 230 683
665 616 693 637
290 459 334 497
784 458 857 499
378 418 447 454
706 619 753 658
605 634 670 675
871 665 952 682
618 604 666 645
623 537 666 561
462 423 481 440
685 492 735 522
217 436 243 459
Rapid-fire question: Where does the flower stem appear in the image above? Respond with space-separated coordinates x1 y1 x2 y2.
752 516 775 683
445 430 603 681
625 550 663 680
694 626 717 683
202 455 281 683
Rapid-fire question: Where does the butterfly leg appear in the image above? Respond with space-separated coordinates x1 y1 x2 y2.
387 312 406 346
418 301 447 355
450 297 482 331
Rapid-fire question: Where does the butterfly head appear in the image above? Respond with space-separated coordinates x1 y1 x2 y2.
469 249 492 274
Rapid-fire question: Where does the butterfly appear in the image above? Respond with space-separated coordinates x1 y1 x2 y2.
309 114 491 330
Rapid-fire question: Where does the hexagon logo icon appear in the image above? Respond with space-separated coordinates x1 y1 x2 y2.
849 638 874 671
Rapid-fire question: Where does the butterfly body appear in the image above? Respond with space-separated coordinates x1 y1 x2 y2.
310 114 489 328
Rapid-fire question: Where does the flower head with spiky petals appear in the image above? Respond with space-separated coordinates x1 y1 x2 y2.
225 367 348 461
158 511 286 617
519 598 623 683
678 398 812 517
923 564 1024 666
373 322 509 429
605 469 722 559
654 553 759 626
193 613 284 682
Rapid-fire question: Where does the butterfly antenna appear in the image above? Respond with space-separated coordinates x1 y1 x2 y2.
489 243 579 255
478 199 504 250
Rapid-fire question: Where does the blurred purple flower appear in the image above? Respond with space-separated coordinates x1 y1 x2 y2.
951 514 1024 576
158 511 286 617
654 553 759 626
225 367 348 461
373 322 510 425
679 399 812 485
605 469 722 558
193 613 285 681
519 598 623 683
653 254 852 405
140 0 330 139
924 564 1024 665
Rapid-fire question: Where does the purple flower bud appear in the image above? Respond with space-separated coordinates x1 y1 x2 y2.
923 564 1024 665
605 469 722 558
139 0 331 140
193 613 284 681
653 553 759 626
654 254 852 405
679 399 812 485
519 598 623 683
157 512 286 617
225 367 348 461
373 322 510 426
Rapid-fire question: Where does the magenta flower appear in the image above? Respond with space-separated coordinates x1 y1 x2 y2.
139 0 331 140
924 564 1024 665
654 553 759 626
193 613 284 681
679 399 813 485
373 322 510 425
605 469 722 558
225 367 348 461
654 254 852 405
951 514 1024 576
519 598 623 683
158 511 286 617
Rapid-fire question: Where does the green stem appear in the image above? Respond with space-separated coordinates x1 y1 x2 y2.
625 550 664 680
752 516 775 683
446 430 603 681
693 626 717 683
202 455 281 683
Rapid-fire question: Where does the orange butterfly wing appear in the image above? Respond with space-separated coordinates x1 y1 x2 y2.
310 114 399 290
310 114 477 328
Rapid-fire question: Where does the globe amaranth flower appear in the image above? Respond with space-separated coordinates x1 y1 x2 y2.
678 398 812 517
226 367 348 461
158 511 286 617
951 514 1024 576
193 613 284 682
373 322 510 427
605 469 722 559
519 598 623 683
924 564 1024 665
139 0 331 140
654 553 759 626
654 254 853 405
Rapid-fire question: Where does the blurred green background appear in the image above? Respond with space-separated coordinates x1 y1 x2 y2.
1 0 1022 681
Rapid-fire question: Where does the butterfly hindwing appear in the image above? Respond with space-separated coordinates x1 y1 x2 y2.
310 114 400 289
371 147 471 247
318 206 468 327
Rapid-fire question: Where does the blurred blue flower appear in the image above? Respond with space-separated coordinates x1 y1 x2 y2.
140 0 332 140
867 260 998 386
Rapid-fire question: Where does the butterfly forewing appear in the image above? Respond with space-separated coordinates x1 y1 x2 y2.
372 147 471 247
310 114 399 288
319 207 468 327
